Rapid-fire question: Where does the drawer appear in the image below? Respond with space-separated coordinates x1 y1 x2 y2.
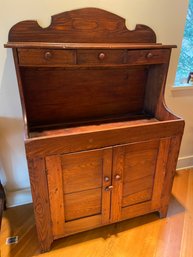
127 49 170 65
77 50 126 65
18 49 76 66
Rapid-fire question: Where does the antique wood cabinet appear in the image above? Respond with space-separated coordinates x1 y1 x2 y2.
5 8 184 252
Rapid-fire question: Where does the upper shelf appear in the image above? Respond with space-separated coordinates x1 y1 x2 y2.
5 42 177 49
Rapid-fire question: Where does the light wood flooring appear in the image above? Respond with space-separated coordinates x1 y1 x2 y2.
1 168 193 257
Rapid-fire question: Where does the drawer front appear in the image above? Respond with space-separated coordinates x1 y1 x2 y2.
77 50 126 65
18 49 76 66
127 49 170 65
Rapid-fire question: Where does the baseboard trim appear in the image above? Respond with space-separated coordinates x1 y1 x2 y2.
177 155 193 170
6 188 32 208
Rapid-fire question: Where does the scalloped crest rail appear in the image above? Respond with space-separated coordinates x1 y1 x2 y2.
5 8 184 253
8 8 156 43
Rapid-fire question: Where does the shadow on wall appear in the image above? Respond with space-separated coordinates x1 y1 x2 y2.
0 117 29 192
0 49 29 193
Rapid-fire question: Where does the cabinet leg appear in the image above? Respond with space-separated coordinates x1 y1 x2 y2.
159 206 168 218
28 157 54 252
40 240 53 253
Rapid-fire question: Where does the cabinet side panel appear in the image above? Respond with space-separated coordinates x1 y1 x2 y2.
151 138 171 210
46 155 65 236
160 135 183 217
144 63 169 117
28 157 53 252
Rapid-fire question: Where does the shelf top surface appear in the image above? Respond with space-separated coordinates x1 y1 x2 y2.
5 42 177 49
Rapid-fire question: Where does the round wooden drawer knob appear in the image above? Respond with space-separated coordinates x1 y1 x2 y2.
115 174 121 180
98 52 105 60
146 52 153 59
104 176 110 182
44 51 52 60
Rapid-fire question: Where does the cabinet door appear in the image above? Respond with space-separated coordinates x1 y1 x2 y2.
111 138 170 222
46 148 112 237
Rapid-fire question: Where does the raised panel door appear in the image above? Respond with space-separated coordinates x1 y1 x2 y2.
46 147 113 237
111 138 171 222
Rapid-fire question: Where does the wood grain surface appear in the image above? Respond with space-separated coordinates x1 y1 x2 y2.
8 8 157 43
5 7 184 253
2 169 192 257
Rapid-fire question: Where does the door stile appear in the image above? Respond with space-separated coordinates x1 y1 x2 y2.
110 146 125 223
101 148 113 224
46 155 65 236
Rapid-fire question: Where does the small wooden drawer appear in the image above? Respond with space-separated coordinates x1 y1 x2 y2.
77 50 126 65
18 49 76 66
127 49 170 65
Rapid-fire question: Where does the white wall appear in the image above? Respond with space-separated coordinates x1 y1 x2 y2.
0 0 191 204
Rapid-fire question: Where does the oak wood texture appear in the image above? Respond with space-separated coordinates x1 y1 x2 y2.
18 49 76 66
5 7 184 252
7 8 156 43
2 169 192 257
27 158 53 252
5 42 177 49
20 67 148 129
46 155 65 236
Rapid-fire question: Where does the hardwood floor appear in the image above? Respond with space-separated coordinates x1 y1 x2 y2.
1 168 193 257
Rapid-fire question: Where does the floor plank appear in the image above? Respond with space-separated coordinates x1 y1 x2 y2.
1 169 193 257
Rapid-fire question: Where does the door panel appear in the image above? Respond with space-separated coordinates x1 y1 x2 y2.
111 139 170 222
46 147 112 237
123 140 159 183
64 188 101 221
122 140 159 207
122 188 152 207
123 175 154 196
62 150 103 194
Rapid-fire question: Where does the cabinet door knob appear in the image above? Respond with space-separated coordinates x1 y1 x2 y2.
146 52 153 59
44 51 52 60
105 185 113 191
115 174 121 180
98 52 105 60
104 176 110 182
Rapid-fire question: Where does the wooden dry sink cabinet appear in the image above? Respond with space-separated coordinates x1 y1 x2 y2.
5 8 184 252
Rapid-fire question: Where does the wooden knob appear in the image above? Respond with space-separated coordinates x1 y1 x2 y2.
98 52 105 60
105 185 113 191
146 52 153 59
104 176 110 182
115 174 121 180
44 51 52 60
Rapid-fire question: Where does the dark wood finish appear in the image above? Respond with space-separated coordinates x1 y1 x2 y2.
5 8 184 252
127 49 170 65
20 67 148 129
8 8 156 43
18 49 76 66
5 42 177 50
